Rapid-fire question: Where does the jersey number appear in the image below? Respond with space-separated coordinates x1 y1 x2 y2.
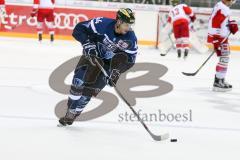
172 8 180 17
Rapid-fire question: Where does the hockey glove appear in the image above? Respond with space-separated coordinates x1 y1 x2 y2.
106 69 121 87
0 6 6 17
212 36 222 55
190 15 196 23
31 8 38 17
82 40 98 65
212 35 229 56
228 20 238 35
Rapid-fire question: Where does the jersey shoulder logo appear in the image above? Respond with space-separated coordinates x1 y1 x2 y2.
95 17 103 24
117 40 131 50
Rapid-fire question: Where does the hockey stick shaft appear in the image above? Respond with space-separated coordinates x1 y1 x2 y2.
182 33 231 76
93 57 169 141
183 51 215 76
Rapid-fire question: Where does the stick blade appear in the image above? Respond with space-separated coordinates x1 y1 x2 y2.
151 133 169 141
182 72 196 76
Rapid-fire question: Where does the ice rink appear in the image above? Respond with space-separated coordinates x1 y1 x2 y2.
0 37 239 160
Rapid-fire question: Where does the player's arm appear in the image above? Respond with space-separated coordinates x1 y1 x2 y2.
210 9 227 53
211 9 238 36
211 9 238 51
0 0 5 6
72 20 96 45
107 37 138 87
107 52 136 87
72 18 105 65
0 0 6 17
117 35 138 73
72 17 106 44
112 51 136 73
31 0 39 17
183 5 196 22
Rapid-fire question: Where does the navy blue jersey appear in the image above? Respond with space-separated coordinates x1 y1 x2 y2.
72 17 138 63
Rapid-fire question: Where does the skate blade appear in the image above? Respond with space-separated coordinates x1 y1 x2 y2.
160 53 166 56
212 87 232 92
57 123 67 127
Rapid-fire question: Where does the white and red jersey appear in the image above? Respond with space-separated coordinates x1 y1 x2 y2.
167 4 195 26
33 0 55 9
208 1 231 42
0 0 5 7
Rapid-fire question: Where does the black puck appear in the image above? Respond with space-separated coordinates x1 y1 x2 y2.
170 139 177 142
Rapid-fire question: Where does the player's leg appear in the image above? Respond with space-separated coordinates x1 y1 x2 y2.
59 56 96 125
37 9 44 42
173 24 182 58
213 42 232 92
37 22 43 42
176 38 182 58
46 9 55 42
182 38 190 59
178 22 189 59
180 22 190 59
59 56 106 126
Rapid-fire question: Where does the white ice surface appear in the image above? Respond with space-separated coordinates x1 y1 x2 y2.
0 37 239 160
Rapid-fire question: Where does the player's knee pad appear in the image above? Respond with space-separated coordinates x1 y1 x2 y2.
46 22 54 28
175 38 182 48
37 22 43 33
73 77 84 88
70 76 100 97
70 77 83 96
37 22 43 28
219 56 229 66
182 37 190 49
47 22 55 34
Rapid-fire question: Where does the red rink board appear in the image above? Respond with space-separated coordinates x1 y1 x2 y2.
0 4 116 36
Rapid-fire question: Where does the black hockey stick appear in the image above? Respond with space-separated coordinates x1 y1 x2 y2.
182 33 231 76
182 51 214 76
93 57 169 141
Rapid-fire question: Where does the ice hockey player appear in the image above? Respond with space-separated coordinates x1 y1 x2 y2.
167 0 196 59
207 0 238 92
0 0 6 28
58 8 138 126
30 0 55 42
